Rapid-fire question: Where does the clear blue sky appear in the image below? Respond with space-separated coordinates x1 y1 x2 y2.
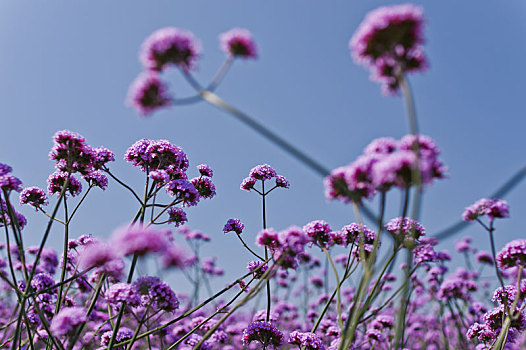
1 1 525 278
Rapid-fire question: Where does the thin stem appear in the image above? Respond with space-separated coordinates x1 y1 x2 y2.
55 196 70 313
104 168 143 205
235 233 265 260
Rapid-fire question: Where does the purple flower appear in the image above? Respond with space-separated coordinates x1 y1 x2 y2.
496 239 526 269
223 218 245 235
31 273 56 293
249 164 277 181
49 130 95 175
82 170 108 190
288 331 325 350
100 328 134 347
191 176 216 199
140 27 201 72
133 276 179 313
455 236 472 253
92 146 115 170
467 322 495 343
303 220 332 249
78 242 124 278
247 261 268 279
112 225 168 257
47 171 82 197
462 198 510 222
385 217 425 248
0 174 23 192
127 71 171 116
240 177 257 191
350 4 427 94
364 137 398 155
161 244 188 269
166 179 200 206
256 228 280 249
275 226 310 269
124 139 188 173
220 28 258 59
105 283 141 309
476 251 493 265
341 223 376 247
413 243 437 264
20 187 48 209
167 207 187 227
50 306 87 337
275 175 290 189
0 163 12 176
242 321 284 349
197 164 213 177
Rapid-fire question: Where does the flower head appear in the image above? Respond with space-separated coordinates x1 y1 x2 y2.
197 164 213 177
220 28 257 59
167 207 187 227
303 220 332 249
0 174 23 193
496 239 526 270
223 218 245 235
191 176 216 199
242 321 284 349
47 171 82 197
20 187 48 209
133 276 179 313
127 71 171 116
50 307 87 337
462 198 510 222
140 27 201 72
350 4 427 94
249 164 277 181
112 225 168 257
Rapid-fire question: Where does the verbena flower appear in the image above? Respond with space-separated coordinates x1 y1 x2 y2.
0 163 12 176
303 220 331 249
191 176 216 199
0 174 23 193
50 306 87 337
47 171 82 197
247 261 268 279
496 239 526 269
167 207 187 227
82 170 108 190
140 27 201 72
242 321 284 349
161 244 188 269
105 283 141 309
223 218 245 235
133 276 180 313
220 28 258 59
127 71 171 116
249 164 277 181
197 164 213 177
288 331 325 349
275 175 290 189
112 225 168 257
19 187 48 209
350 4 427 94
462 198 510 222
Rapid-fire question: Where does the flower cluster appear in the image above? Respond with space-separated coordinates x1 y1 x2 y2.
240 164 289 192
325 135 446 202
462 198 510 222
350 4 427 94
129 26 257 116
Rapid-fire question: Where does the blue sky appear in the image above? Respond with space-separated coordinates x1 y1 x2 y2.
1 1 525 280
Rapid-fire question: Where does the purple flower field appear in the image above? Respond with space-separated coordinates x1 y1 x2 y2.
1 3 525 350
